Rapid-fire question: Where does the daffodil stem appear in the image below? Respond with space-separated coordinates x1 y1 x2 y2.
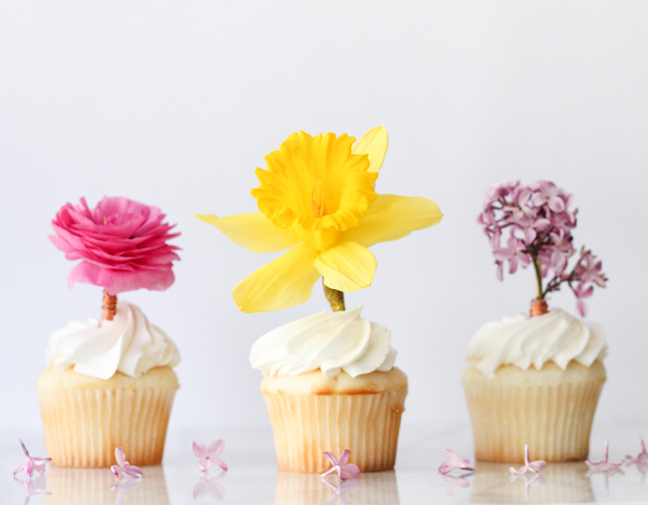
323 282 345 312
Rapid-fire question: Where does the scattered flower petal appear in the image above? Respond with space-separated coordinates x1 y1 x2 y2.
110 447 143 482
510 445 547 476
13 440 51 479
438 449 474 475
322 450 361 481
626 437 648 466
586 441 624 472
192 440 228 473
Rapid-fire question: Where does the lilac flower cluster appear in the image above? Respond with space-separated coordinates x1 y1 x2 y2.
478 180 607 316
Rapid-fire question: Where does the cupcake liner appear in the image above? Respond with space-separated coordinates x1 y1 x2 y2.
38 384 177 467
462 362 605 463
263 389 406 473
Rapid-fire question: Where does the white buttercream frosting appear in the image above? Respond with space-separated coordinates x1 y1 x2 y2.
47 300 181 380
250 307 397 378
467 308 607 378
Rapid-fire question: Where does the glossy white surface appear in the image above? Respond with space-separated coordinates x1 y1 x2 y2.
2 422 646 505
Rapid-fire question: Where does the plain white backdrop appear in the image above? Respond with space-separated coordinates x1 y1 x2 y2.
1 2 647 439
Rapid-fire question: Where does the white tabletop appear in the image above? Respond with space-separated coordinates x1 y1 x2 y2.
1 422 646 505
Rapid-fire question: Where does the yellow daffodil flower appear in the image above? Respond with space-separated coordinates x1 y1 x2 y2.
196 126 442 312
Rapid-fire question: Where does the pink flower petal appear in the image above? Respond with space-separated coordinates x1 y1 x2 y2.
115 447 126 467
337 449 351 467
214 458 228 471
528 460 547 473
208 440 225 457
438 460 456 475
339 463 361 480
192 441 209 459
323 452 338 466
199 459 210 473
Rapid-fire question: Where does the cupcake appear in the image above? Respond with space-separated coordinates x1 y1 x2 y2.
197 126 442 472
463 180 608 463
39 196 181 467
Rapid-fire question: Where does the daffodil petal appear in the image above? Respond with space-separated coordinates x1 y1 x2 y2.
315 242 377 292
233 244 320 312
344 194 442 248
195 212 299 253
351 125 389 173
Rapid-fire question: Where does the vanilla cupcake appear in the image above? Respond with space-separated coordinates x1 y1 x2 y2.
467 180 609 463
462 309 606 463
251 308 407 473
42 196 181 467
197 126 442 472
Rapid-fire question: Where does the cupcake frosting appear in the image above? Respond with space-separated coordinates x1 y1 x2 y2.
47 300 181 380
467 308 606 378
250 307 397 378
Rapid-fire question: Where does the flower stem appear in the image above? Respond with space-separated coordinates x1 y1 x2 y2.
102 289 117 321
532 257 544 299
323 281 345 312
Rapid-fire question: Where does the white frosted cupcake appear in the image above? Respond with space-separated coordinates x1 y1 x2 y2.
462 309 606 463
38 300 180 467
43 196 182 467
251 307 407 473
196 126 442 473
469 180 609 463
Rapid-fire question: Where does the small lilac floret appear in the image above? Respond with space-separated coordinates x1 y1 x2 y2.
13 439 51 478
510 445 547 476
438 449 474 475
626 438 648 465
110 447 143 481
322 450 361 481
586 441 624 472
192 440 228 473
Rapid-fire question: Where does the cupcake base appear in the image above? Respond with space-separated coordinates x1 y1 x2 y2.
261 368 408 473
462 360 606 463
37 366 179 468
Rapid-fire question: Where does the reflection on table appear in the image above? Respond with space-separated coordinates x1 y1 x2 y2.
470 462 594 503
42 465 170 505
274 469 400 505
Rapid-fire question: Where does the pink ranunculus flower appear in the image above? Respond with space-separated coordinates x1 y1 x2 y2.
50 197 180 295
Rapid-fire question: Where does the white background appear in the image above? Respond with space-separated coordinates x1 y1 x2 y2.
1 1 646 439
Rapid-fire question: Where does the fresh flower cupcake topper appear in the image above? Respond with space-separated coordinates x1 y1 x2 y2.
478 180 607 316
50 196 180 319
196 126 442 312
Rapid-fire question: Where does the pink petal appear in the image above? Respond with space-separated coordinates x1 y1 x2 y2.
323 452 338 466
337 450 351 467
123 464 143 478
528 460 547 473
339 463 360 480
458 459 473 470
446 449 460 465
438 460 456 475
115 447 126 467
24 458 34 478
192 441 209 459
509 465 528 475
19 440 30 457
214 458 228 471
199 459 211 472
13 462 26 476
208 440 225 457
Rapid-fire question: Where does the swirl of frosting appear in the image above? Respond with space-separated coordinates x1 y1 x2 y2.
250 307 397 378
467 308 607 378
47 300 181 380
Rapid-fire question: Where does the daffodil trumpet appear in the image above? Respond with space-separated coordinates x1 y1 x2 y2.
196 126 442 313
